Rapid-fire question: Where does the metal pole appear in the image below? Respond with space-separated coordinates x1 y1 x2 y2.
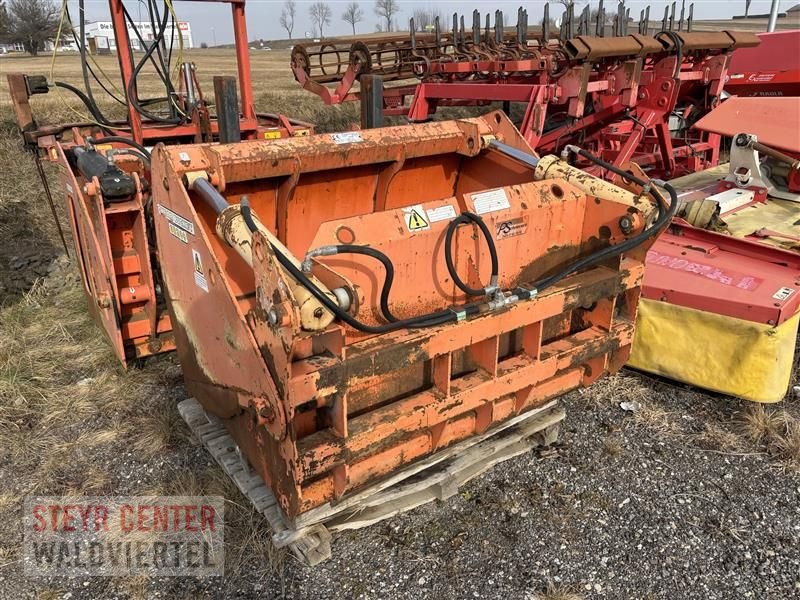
767 0 780 32
360 75 384 129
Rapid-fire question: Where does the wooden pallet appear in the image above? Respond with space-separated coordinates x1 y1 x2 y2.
178 398 565 566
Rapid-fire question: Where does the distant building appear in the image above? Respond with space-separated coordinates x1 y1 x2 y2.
1 21 193 54
84 20 193 52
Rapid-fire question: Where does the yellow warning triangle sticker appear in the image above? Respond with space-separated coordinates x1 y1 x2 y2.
407 209 428 231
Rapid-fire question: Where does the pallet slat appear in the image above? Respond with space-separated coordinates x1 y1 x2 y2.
178 398 564 566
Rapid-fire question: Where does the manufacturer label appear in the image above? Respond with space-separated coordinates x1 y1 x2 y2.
748 73 776 83
158 204 195 235
263 130 281 139
773 287 795 301
192 249 209 292
472 188 511 215
426 204 457 223
168 222 189 243
496 217 528 240
331 132 363 145
402 204 430 232
646 250 762 290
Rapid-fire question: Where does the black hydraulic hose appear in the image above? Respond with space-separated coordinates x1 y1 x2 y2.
234 199 483 334
510 147 678 299
329 245 399 322
121 0 175 96
126 2 184 125
146 0 177 120
53 81 114 132
66 2 125 106
77 0 101 117
92 136 151 158
444 212 499 297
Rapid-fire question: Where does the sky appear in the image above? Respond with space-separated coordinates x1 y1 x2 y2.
73 1 788 47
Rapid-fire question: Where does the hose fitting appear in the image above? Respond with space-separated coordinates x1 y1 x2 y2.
302 246 340 272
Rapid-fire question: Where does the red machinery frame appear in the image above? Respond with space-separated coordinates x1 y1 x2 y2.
725 29 800 97
291 5 757 180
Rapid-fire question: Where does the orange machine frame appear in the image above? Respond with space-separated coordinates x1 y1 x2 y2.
152 112 655 519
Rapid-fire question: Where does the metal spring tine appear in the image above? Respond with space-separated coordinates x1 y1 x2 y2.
521 8 528 43
473 10 481 45
581 4 589 35
618 1 625 37
434 16 441 52
495 10 503 45
678 0 685 31
460 15 466 48
453 12 458 45
485 13 491 44
687 3 693 31
595 0 601 36
625 7 630 35
669 1 676 31
639 9 645 34
567 1 575 40
597 0 605 37
410 18 417 49
543 3 550 43
644 5 650 34
517 7 523 42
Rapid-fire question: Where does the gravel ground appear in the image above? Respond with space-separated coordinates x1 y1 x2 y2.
2 337 799 599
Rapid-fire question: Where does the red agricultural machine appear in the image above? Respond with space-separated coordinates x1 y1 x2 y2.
629 30 800 403
292 0 757 179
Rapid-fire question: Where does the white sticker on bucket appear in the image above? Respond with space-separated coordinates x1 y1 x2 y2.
331 132 364 145
192 249 209 292
472 188 511 215
773 286 795 301
426 204 457 223
158 203 195 235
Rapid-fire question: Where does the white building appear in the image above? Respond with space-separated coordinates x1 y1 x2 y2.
84 20 193 52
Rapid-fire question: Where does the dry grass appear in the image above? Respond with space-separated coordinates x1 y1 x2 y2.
738 404 784 445
602 436 624 457
738 404 800 467
577 371 652 409
531 580 584 600
0 48 359 135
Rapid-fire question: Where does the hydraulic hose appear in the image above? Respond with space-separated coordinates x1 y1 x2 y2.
511 146 678 298
126 1 185 125
444 212 499 297
53 81 114 132
234 199 480 334
91 136 151 158
320 245 399 323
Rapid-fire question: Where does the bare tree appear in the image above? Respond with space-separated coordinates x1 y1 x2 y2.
342 2 363 35
0 2 8 40
374 0 400 32
280 0 296 39
412 8 447 32
5 0 59 56
309 1 332 38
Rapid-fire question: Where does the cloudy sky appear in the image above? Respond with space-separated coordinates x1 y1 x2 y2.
73 1 785 47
